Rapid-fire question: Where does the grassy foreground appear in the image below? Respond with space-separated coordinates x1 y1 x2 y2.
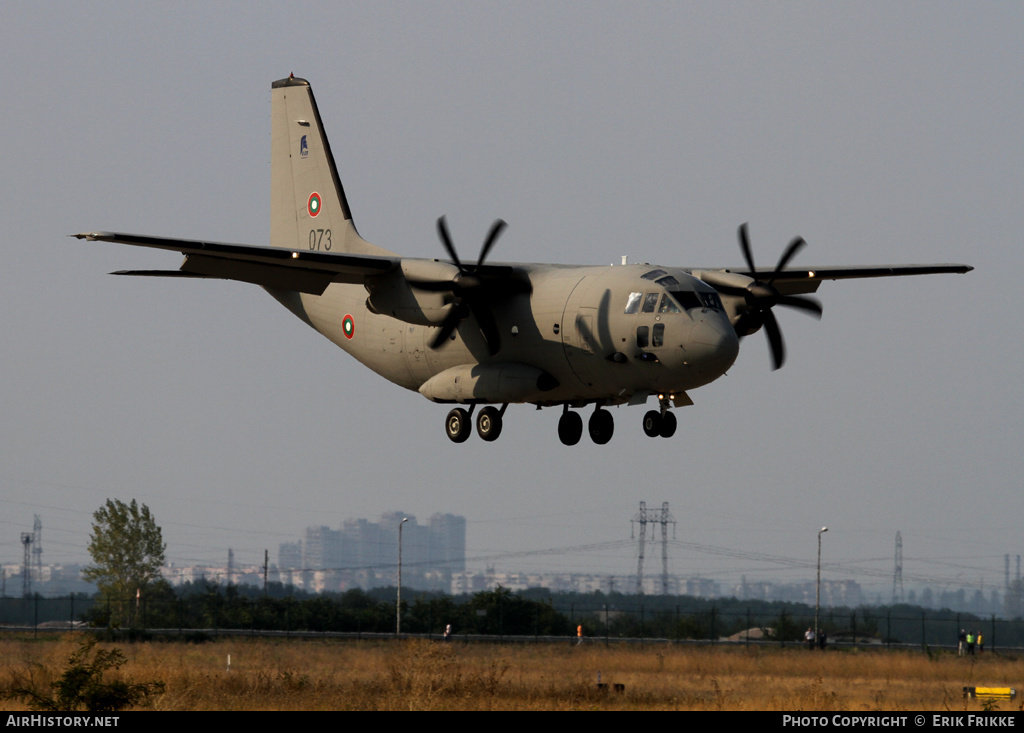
0 635 1021 711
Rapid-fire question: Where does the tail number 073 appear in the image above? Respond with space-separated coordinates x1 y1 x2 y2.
308 229 332 251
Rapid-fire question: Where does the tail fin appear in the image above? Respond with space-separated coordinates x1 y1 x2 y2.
270 75 393 257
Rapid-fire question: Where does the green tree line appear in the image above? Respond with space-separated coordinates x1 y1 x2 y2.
6 584 1024 647
31 583 1012 647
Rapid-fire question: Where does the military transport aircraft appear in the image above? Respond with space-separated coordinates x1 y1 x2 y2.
75 75 972 446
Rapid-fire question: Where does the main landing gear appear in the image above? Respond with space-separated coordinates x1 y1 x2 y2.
444 402 678 444
445 404 507 443
557 404 614 446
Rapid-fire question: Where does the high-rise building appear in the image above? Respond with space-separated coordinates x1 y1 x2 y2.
287 512 466 590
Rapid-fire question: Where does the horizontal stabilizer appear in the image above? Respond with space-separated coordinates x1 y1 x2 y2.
112 270 210 278
75 231 398 294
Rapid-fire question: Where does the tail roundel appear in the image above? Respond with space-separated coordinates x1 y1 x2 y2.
270 75 393 257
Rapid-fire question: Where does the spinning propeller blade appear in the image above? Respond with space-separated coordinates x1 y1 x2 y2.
417 217 509 355
735 223 822 370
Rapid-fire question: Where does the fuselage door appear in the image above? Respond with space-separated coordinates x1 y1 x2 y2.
559 276 608 395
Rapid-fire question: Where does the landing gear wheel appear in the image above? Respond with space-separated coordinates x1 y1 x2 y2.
558 411 583 446
476 406 503 442
659 410 677 438
643 410 662 438
588 408 614 444
445 408 471 443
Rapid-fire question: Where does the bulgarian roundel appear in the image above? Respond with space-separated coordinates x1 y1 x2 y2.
307 192 322 217
342 314 355 339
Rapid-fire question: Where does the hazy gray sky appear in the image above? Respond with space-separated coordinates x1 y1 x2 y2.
1 2 1019 598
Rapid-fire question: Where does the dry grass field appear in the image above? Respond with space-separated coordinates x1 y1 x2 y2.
0 634 1021 711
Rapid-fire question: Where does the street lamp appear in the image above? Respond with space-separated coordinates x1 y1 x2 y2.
397 517 409 635
816 526 828 645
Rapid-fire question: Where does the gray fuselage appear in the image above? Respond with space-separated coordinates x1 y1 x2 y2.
271 263 740 406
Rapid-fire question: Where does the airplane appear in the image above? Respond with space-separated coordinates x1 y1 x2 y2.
75 75 972 446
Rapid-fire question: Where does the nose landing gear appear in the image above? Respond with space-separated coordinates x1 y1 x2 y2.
642 398 677 438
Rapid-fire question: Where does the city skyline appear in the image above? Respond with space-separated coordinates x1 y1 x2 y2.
6 509 1020 616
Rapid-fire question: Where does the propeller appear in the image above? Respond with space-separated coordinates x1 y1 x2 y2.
708 223 823 370
411 216 508 355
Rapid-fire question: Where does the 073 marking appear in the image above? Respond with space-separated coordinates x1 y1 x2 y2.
308 229 332 251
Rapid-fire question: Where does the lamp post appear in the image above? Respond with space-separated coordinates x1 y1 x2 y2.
816 526 828 644
397 517 408 635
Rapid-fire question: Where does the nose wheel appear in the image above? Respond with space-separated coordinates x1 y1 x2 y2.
642 409 677 438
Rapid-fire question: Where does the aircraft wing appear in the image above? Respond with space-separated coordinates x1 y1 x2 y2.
692 263 973 295
73 231 400 295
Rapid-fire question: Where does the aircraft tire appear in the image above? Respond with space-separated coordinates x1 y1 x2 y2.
476 406 503 442
642 410 662 438
446 408 472 443
558 411 583 446
589 408 614 445
659 411 677 438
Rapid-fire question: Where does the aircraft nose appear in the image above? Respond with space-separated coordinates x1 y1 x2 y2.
689 316 739 375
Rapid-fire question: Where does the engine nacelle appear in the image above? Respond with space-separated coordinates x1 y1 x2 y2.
696 269 760 335
365 260 460 326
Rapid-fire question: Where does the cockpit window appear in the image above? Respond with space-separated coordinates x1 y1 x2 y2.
641 269 668 281
658 294 681 314
628 287 710 315
656 275 680 288
669 290 703 310
698 292 724 311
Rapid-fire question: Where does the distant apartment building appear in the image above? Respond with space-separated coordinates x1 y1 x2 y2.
277 512 466 592
453 572 721 597
729 578 865 607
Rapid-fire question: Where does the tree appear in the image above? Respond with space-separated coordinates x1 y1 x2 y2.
83 499 166 626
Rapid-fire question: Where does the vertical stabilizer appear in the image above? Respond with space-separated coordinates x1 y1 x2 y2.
270 75 393 257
